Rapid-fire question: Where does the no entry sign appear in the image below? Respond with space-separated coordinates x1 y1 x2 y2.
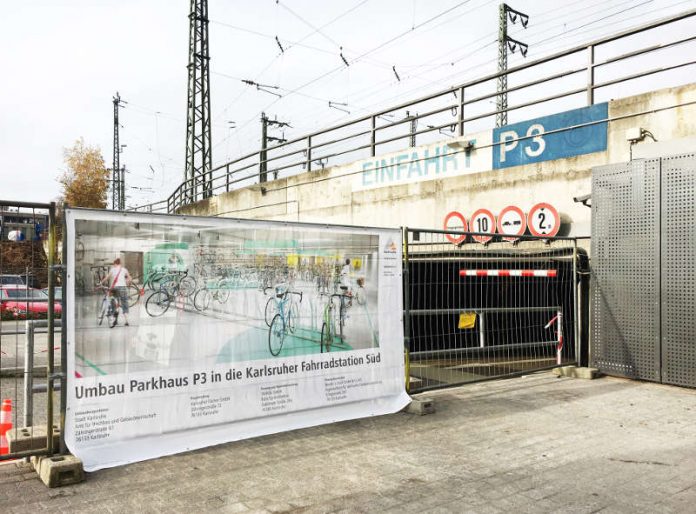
443 211 468 244
497 205 527 241
470 208 496 243
527 202 560 237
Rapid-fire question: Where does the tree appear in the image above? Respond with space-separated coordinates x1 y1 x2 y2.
58 138 110 208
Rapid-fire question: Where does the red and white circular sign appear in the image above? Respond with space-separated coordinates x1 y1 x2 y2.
443 211 468 244
497 205 527 241
470 208 496 243
527 202 560 237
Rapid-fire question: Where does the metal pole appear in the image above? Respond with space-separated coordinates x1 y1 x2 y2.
479 312 486 348
260 113 268 183
59 204 68 454
587 45 595 105
572 240 580 365
408 112 417 148
23 321 34 428
458 86 465 136
113 93 121 211
402 227 411 393
370 116 376 157
46 202 55 454
556 309 563 366
496 3 508 128
306 135 312 172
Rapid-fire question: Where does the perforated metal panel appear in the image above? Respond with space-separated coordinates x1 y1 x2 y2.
591 159 661 380
660 153 696 387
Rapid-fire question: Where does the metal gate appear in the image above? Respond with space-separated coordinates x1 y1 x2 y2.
591 153 696 387
404 228 581 393
0 200 63 461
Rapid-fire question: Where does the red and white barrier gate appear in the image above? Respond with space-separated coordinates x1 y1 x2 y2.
459 269 557 278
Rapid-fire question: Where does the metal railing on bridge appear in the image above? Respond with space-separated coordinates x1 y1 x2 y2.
130 9 696 214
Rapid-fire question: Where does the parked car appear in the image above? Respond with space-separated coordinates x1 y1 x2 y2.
0 285 62 319
0 274 26 286
41 286 62 301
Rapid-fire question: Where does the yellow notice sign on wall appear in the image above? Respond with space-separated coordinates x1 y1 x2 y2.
458 312 477 329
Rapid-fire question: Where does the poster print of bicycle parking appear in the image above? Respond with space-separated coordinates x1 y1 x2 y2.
69 210 393 378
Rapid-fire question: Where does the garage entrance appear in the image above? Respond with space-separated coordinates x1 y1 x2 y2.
403 228 583 393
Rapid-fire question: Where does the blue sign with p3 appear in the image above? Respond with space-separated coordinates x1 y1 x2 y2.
493 103 608 169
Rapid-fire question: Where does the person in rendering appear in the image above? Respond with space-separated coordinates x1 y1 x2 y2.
102 257 132 327
340 258 351 290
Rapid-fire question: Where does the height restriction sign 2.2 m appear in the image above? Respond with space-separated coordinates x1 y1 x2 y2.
527 202 560 237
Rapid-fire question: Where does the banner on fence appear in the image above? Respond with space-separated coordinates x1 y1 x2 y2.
65 208 408 471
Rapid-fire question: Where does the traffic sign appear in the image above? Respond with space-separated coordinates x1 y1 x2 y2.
497 205 527 241
443 211 468 244
470 208 496 243
527 202 560 237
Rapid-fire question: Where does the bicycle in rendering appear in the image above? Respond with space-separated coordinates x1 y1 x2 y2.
144 285 173 317
193 274 233 312
267 286 303 356
160 269 197 298
96 285 120 328
320 289 352 353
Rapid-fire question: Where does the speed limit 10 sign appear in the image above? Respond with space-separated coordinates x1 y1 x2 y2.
470 208 496 243
527 202 560 237
497 205 527 241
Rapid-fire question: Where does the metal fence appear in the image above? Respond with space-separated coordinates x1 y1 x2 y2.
130 9 696 214
0 200 63 461
403 228 582 393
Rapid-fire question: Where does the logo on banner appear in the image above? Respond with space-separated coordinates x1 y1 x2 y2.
384 239 398 253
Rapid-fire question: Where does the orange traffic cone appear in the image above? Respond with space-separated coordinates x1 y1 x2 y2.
0 399 12 456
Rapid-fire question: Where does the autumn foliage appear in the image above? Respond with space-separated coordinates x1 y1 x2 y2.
58 138 110 208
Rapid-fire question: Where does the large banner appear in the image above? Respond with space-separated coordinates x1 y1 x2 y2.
65 209 408 471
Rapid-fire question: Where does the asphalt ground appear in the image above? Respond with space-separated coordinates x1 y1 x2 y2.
1 372 696 513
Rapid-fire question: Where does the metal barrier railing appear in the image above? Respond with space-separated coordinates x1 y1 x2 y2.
403 228 580 393
129 9 696 214
0 200 63 461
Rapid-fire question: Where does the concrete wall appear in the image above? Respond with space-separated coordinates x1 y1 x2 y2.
181 83 696 236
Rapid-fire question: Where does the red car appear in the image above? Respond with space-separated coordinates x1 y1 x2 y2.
0 285 62 319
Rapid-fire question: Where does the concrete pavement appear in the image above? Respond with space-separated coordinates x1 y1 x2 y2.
1 372 696 513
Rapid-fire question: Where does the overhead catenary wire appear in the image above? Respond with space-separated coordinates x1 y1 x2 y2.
299 0 691 129
210 0 493 154
210 0 648 154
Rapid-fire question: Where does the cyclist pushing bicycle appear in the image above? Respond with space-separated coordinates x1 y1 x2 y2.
101 257 132 327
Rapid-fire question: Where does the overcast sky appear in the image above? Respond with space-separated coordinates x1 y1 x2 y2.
1 0 694 207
